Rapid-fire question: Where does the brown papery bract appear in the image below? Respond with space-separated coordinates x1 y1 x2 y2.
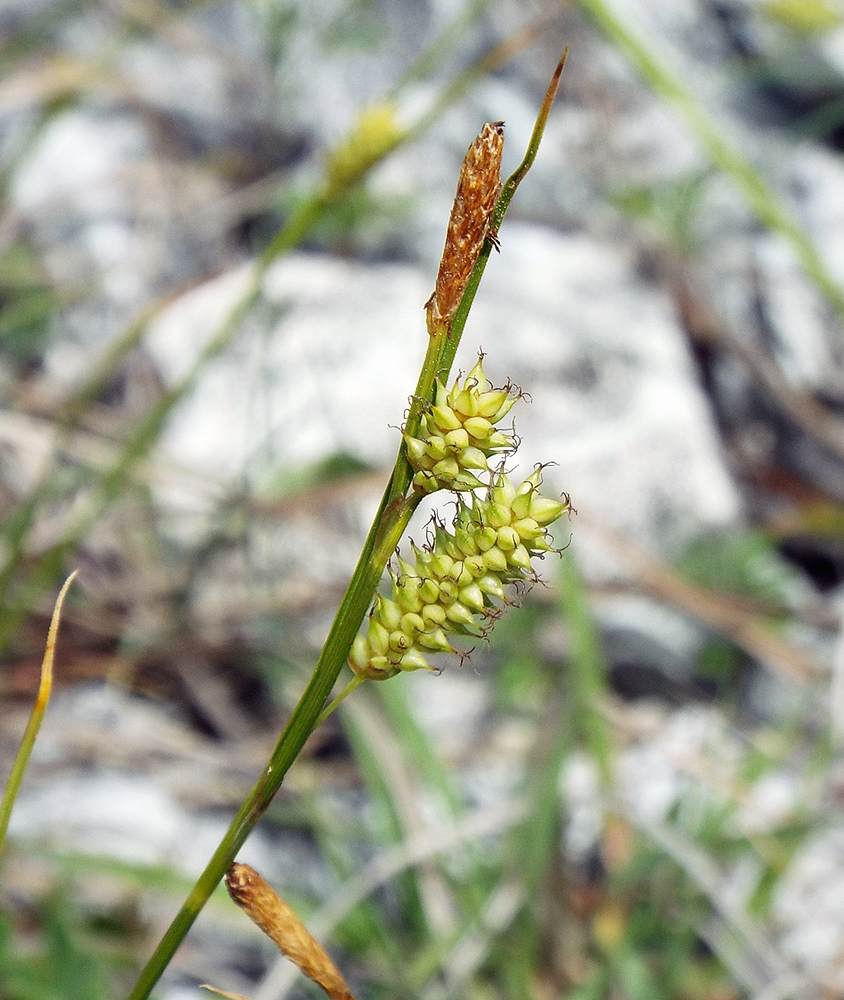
225 863 356 1000
427 121 504 330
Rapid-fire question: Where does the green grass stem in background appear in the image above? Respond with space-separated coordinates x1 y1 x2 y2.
557 553 615 787
577 0 844 319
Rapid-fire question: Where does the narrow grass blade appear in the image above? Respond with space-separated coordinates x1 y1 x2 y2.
0 569 77 856
557 549 614 785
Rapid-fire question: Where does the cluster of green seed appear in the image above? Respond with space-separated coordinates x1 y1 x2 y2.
403 358 519 493
349 468 568 680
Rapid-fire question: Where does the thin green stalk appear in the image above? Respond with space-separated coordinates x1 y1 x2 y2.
125 58 565 999
125 306 447 1000
577 0 844 319
124 476 417 1000
557 550 615 786
315 673 366 726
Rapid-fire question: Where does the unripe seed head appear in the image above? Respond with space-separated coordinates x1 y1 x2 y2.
404 436 429 464
431 405 462 433
432 457 461 481
431 551 456 579
476 389 511 419
510 491 533 521
411 545 431 570
455 530 478 557
508 544 532 572
520 467 544 492
445 601 476 627
485 502 512 529
412 471 440 493
464 358 490 392
477 573 506 600
444 538 464 561
513 517 542 541
463 415 493 441
488 395 517 423
444 428 470 452
496 525 521 551
425 437 449 462
483 546 508 574
399 648 434 672
453 388 479 418
476 526 499 552
486 430 512 450
369 655 399 679
528 535 552 553
368 620 390 657
491 476 516 507
530 495 567 526
453 470 486 490
417 628 453 653
421 603 447 626
377 596 403 631
400 612 426 635
459 582 486 612
389 630 412 653
463 553 487 577
396 578 424 613
349 634 371 676
460 446 490 471
396 555 421 583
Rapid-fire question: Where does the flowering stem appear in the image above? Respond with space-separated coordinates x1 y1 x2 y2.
125 55 565 1000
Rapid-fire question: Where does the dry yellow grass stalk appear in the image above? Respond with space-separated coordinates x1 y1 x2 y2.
427 121 505 330
225 862 356 1000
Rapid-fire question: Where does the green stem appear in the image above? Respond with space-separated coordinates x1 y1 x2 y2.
126 492 417 1000
125 309 450 1000
125 54 566 999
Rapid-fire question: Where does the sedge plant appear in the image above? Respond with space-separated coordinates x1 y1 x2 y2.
115 52 569 999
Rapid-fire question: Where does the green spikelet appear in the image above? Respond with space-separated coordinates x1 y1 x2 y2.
348 469 569 680
403 358 519 493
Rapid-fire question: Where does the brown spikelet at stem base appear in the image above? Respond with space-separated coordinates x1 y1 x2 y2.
426 121 504 332
225 863 356 1000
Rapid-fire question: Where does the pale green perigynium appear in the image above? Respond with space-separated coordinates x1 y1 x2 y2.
402 356 520 493
349 467 568 680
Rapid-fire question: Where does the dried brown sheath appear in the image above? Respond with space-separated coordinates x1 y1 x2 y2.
226 863 355 1000
427 121 504 329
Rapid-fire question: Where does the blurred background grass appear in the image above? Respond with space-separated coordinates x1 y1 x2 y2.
1 1 844 999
